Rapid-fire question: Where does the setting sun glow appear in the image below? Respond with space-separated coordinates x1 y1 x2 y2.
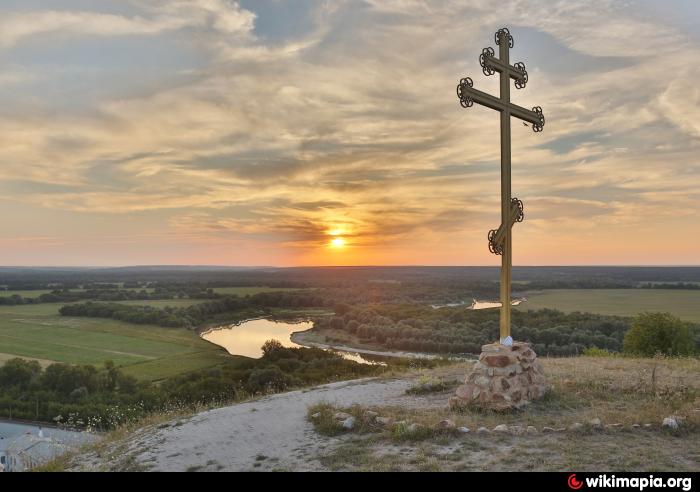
330 237 346 249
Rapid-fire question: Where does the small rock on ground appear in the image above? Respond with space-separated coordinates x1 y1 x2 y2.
662 417 679 430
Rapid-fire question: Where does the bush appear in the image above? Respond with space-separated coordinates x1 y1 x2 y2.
246 366 294 393
261 339 284 358
623 312 696 357
582 347 614 357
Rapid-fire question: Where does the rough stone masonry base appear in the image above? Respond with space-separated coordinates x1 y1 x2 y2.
450 341 547 411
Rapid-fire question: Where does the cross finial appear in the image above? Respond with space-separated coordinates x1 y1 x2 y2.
495 27 513 48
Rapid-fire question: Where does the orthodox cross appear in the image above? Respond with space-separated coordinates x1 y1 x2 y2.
456 27 545 344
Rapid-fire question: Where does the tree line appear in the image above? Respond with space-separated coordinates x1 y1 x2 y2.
0 343 386 430
317 304 699 357
59 292 332 328
316 304 632 356
0 286 226 306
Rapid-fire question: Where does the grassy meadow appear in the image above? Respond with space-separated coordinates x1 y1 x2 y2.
308 356 700 471
518 289 700 323
0 302 231 381
0 286 308 380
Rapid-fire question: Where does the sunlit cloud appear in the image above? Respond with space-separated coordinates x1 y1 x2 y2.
0 0 698 266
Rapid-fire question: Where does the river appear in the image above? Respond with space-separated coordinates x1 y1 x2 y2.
200 318 390 365
431 298 526 309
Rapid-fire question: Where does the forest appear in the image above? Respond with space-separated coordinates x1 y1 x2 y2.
314 304 635 356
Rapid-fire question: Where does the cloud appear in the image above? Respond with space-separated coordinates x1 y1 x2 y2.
0 1 255 49
0 0 699 265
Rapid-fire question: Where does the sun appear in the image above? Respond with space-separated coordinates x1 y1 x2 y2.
330 237 346 249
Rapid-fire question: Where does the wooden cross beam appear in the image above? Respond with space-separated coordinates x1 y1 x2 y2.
456 27 545 345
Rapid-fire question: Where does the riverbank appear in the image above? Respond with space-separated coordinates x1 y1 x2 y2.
291 329 470 361
431 297 527 310
197 315 447 363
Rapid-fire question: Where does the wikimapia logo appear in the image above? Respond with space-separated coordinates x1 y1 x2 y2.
569 474 584 490
567 474 693 491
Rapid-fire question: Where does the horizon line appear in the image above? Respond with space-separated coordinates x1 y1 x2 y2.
1 264 699 269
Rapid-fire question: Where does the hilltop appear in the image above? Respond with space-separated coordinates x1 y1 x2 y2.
52 355 698 472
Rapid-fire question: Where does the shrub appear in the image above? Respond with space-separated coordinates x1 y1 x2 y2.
582 347 614 357
623 312 696 357
261 339 285 358
245 366 294 394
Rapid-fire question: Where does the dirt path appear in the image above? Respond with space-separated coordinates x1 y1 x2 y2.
74 376 425 472
66 357 700 472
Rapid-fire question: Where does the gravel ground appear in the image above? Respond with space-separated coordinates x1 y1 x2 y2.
71 376 429 472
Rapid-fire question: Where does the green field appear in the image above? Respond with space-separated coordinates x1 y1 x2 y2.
0 288 160 298
0 289 58 298
0 302 230 381
518 289 700 323
0 286 298 299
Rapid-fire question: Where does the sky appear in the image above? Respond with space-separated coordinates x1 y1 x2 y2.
0 0 699 267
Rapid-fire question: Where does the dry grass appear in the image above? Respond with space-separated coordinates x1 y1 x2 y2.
311 355 700 471
34 406 203 472
39 354 700 472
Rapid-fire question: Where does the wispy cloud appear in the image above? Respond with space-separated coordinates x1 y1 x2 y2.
0 0 698 266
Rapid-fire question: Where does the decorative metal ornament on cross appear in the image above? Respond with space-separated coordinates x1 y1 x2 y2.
456 27 546 344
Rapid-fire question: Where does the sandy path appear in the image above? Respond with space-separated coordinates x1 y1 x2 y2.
86 376 424 472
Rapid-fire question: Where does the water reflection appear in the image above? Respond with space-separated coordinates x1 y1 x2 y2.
431 298 525 310
200 318 386 366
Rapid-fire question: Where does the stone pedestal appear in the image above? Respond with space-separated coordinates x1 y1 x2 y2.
450 341 547 411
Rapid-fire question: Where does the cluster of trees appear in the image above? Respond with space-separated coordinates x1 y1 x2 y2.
60 292 332 328
638 282 700 290
59 291 332 328
0 344 383 429
0 286 224 306
60 302 190 327
315 304 633 356
0 359 148 428
623 312 697 356
158 342 381 405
